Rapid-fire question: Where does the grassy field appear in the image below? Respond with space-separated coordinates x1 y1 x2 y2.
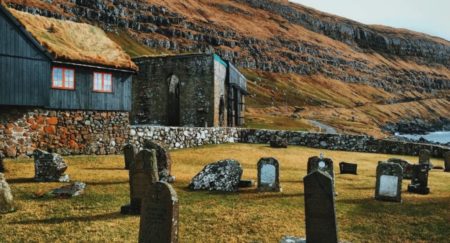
1 144 449 242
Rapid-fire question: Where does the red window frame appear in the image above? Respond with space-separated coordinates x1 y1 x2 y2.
93 72 113 93
52 67 75 90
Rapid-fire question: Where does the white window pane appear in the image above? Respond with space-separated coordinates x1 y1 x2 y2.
94 73 102 90
64 70 74 88
53 68 63 87
104 74 112 91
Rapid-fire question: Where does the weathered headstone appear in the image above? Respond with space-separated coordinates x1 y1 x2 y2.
143 140 175 182
307 155 334 180
444 151 450 172
238 179 255 188
407 164 430 195
121 149 159 215
269 135 288 148
189 159 242 192
387 158 413 179
418 149 431 165
304 170 338 243
123 144 136 170
339 162 357 175
375 162 403 202
257 157 281 192
0 152 5 173
0 173 15 214
33 149 69 182
139 181 179 243
50 182 87 198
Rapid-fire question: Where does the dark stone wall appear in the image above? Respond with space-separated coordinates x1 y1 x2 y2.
0 106 129 157
132 54 216 127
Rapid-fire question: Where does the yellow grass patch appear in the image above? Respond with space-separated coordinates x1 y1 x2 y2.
8 8 137 71
1 144 449 242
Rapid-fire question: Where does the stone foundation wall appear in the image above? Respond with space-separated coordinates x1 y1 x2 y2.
130 126 450 158
0 107 129 157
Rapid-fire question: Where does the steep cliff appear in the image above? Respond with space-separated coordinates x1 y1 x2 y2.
4 0 450 136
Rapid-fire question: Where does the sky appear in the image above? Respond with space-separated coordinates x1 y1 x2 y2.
290 0 450 41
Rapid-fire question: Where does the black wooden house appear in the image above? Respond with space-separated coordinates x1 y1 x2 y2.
0 5 137 111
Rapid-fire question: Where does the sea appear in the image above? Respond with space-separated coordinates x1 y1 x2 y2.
397 131 450 144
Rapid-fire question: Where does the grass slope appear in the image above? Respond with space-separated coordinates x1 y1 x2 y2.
1 144 449 242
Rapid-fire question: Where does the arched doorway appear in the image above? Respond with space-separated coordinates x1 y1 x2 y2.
167 75 180 126
219 96 225 127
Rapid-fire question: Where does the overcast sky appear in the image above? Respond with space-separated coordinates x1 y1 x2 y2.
290 0 450 41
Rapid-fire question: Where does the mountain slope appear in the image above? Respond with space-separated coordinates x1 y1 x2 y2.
4 0 450 137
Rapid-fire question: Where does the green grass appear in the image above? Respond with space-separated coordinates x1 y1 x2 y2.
1 144 449 242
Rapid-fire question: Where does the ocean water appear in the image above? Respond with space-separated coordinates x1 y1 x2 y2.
398 131 450 144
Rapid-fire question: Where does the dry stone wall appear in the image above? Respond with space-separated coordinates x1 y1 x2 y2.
0 107 129 157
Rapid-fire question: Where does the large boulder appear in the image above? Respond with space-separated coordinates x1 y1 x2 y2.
189 160 243 192
33 149 70 182
143 140 175 182
387 158 413 179
0 173 14 214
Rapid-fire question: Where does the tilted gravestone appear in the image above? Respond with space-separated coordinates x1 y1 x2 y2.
143 140 175 182
257 157 281 192
304 170 338 243
407 164 430 195
339 162 357 175
33 149 69 182
387 158 413 179
0 173 15 214
139 181 179 243
307 156 334 180
375 162 403 202
0 152 5 173
121 149 159 215
123 144 136 170
444 151 450 172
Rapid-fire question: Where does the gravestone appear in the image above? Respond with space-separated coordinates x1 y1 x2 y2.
304 170 338 243
444 151 450 172
407 164 430 194
418 149 431 166
139 181 179 243
143 140 175 182
375 162 403 202
257 157 281 192
0 152 5 173
307 155 334 180
387 158 413 179
269 135 288 148
189 159 243 192
33 149 69 182
123 144 136 170
0 173 15 214
121 149 159 215
339 162 357 175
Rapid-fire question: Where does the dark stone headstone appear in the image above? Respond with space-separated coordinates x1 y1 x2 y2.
189 159 242 192
0 152 5 173
257 157 281 192
375 162 403 202
269 135 288 148
387 158 413 179
444 151 450 172
304 170 338 243
143 140 175 182
307 156 334 180
121 149 159 215
238 179 255 188
139 181 179 243
407 164 430 195
418 149 431 166
123 144 136 170
339 162 357 175
33 149 69 182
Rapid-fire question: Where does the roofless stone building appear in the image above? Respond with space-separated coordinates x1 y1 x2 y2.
132 54 248 127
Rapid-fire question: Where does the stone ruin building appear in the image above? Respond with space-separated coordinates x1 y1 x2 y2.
132 54 248 127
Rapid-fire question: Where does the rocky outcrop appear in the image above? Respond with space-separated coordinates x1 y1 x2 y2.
5 0 450 93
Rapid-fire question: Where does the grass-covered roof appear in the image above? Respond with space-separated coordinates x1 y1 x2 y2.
9 8 137 71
